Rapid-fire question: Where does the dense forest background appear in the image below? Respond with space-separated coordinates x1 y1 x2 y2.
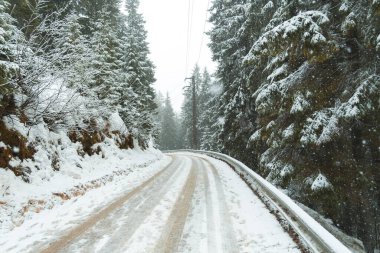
1 0 157 145
158 0 379 252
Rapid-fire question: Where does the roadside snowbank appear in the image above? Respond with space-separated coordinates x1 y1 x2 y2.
0 156 171 253
0 113 164 237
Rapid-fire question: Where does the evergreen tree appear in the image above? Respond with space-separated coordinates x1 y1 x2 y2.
0 0 22 116
77 0 122 36
153 91 165 143
49 13 93 89
181 65 201 149
199 78 223 151
208 0 380 250
88 8 123 109
158 94 178 150
122 0 156 145
9 0 39 37
208 0 256 165
198 69 211 117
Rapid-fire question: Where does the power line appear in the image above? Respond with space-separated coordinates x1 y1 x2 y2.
196 0 211 65
185 0 194 77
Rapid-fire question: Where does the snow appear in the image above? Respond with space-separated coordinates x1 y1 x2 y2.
282 124 295 139
0 155 170 253
196 151 352 253
0 60 18 72
0 114 164 240
311 174 332 191
311 32 326 44
217 116 225 125
3 115 28 137
265 160 288 182
300 109 339 145
108 111 128 134
291 93 310 114
339 2 349 12
244 11 329 64
0 142 6 149
174 153 301 253
297 202 366 253
119 157 192 253
337 75 379 119
262 1 274 14
341 12 356 35
280 164 295 177
267 64 288 82
249 129 262 143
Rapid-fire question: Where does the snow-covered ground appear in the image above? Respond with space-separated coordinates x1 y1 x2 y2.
1 153 302 253
0 113 165 244
0 152 169 252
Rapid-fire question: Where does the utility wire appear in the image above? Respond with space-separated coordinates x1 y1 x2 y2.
185 0 194 77
196 0 211 65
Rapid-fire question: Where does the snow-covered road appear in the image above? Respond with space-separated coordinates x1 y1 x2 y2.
1 153 301 253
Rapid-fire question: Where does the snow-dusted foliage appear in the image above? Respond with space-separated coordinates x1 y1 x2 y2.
244 11 334 64
207 0 256 163
300 109 340 145
0 0 23 111
311 173 332 191
0 0 157 143
120 0 157 143
157 94 179 150
208 0 380 251
0 0 159 198
0 1 159 250
178 66 221 151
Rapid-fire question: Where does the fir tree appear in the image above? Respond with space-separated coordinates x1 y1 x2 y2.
208 0 380 250
199 77 223 151
0 0 22 115
208 0 256 165
49 13 93 89
88 8 123 108
122 0 156 144
158 94 178 150
181 65 201 149
77 0 122 36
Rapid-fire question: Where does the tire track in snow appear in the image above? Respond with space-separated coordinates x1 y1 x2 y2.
201 158 219 253
176 161 208 253
62 156 185 253
201 157 239 253
97 157 188 252
153 158 198 253
35 153 299 253
187 156 239 253
39 156 179 253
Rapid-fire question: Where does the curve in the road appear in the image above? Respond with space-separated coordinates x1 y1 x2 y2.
38 154 300 253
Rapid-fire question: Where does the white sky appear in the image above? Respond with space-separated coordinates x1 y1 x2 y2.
138 0 216 112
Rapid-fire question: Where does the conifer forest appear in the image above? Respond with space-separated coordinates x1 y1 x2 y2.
1 0 379 252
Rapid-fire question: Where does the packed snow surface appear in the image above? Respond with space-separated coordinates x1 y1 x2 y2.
0 153 301 253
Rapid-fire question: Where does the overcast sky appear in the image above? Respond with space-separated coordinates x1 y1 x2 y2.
138 0 216 112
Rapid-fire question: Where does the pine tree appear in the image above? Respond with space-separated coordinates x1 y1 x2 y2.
77 0 122 35
88 8 123 109
209 0 380 251
208 0 256 165
122 0 156 145
0 0 22 115
181 65 201 149
159 94 178 150
49 13 93 89
199 77 223 151
198 69 211 117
